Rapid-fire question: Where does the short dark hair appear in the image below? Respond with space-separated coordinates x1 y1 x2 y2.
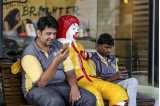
96 33 114 46
37 16 58 31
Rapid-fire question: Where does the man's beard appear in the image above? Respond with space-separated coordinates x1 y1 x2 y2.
101 52 110 57
46 40 53 46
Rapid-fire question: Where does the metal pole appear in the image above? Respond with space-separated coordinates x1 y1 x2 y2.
151 0 155 86
0 0 3 57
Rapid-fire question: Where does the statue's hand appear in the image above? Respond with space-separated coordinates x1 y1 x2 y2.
80 51 89 60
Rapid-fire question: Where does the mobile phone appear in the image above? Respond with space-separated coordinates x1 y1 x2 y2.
60 43 69 53
63 43 69 48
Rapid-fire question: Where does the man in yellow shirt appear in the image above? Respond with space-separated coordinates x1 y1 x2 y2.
21 16 96 106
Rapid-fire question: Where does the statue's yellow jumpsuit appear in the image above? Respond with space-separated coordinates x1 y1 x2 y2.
63 42 128 106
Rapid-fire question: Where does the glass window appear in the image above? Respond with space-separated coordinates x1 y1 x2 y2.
2 0 158 86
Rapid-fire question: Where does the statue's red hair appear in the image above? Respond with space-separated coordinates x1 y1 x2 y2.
57 15 80 39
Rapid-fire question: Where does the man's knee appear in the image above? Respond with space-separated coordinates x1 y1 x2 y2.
79 89 96 106
28 88 65 106
34 94 65 106
129 78 138 87
87 93 96 105
47 97 65 106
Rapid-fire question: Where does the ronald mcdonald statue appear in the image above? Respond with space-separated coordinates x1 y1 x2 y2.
57 15 128 106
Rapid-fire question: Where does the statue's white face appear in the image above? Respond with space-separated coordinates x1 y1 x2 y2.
57 23 79 46
66 23 79 43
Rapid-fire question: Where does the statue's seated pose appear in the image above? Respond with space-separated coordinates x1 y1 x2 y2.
57 15 128 106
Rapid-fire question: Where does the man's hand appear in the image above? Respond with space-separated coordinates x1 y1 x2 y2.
107 72 121 82
119 66 128 79
66 71 81 105
69 85 81 105
56 46 69 63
